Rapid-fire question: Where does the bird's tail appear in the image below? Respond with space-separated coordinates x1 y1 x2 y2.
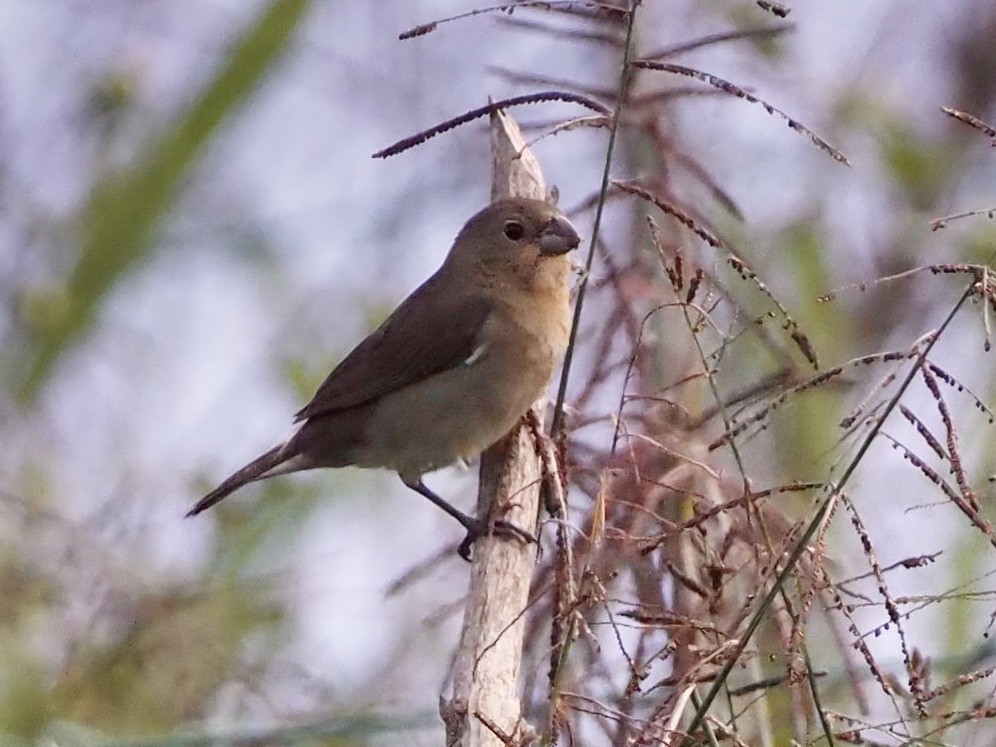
186 444 293 517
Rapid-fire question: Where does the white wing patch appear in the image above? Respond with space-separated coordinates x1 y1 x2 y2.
462 343 487 367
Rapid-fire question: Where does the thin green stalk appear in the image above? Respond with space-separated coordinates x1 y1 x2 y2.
550 0 638 442
684 282 976 741
689 690 721 747
684 298 828 743
806 645 836 745
546 2 638 741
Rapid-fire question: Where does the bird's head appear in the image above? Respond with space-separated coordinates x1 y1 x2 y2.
446 198 581 285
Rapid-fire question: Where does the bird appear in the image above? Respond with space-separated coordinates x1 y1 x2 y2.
188 197 581 559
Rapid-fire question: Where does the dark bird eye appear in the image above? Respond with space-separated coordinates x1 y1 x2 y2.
503 220 525 241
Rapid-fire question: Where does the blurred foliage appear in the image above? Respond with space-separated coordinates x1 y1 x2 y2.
770 218 844 473
3 0 320 743
49 588 283 735
0 643 48 745
19 0 314 399
879 123 962 211
210 479 325 581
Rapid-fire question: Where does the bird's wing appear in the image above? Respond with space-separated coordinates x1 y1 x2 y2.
294 272 493 420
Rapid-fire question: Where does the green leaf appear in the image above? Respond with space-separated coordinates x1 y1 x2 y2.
20 0 315 399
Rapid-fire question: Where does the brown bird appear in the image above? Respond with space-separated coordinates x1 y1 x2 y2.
188 197 580 558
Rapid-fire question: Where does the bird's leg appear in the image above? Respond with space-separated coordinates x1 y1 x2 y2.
402 477 536 561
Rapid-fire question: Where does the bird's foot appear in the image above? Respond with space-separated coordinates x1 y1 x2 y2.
400 477 537 561
458 518 537 561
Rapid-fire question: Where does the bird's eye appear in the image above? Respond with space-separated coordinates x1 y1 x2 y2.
503 220 525 241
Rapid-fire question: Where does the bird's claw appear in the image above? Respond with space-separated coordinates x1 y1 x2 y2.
458 518 537 561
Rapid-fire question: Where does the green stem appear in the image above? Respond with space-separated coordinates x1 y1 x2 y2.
684 282 975 740
550 0 638 441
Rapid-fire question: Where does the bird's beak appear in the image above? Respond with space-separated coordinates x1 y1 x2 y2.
538 215 581 256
